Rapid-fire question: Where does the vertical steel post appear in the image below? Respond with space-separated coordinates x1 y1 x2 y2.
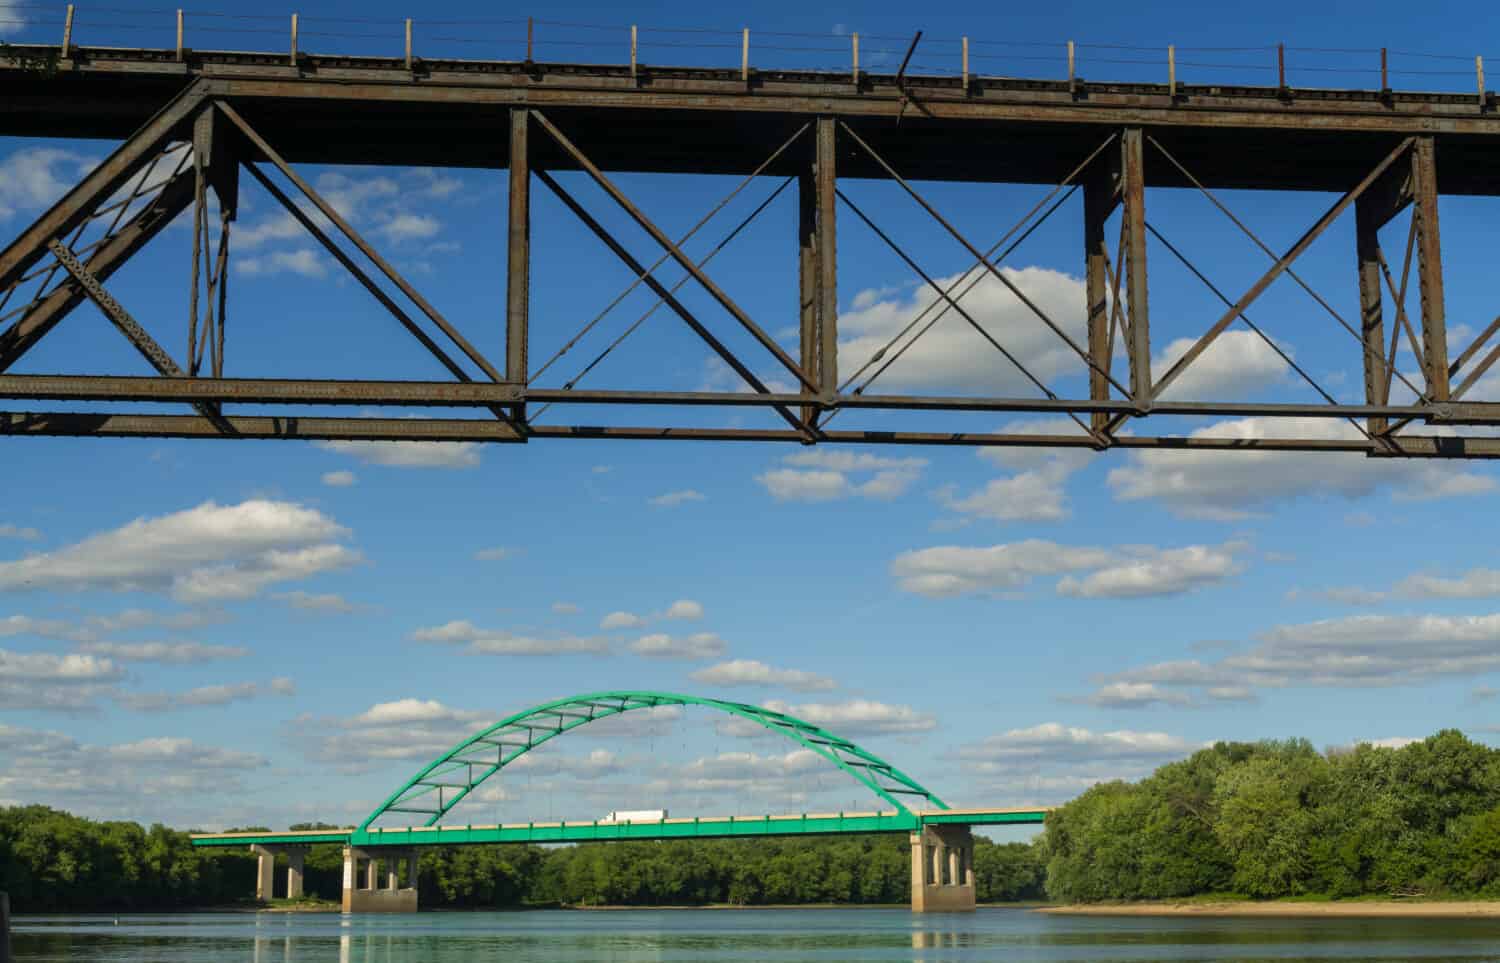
1121 128 1151 405
852 33 859 86
176 9 184 61
526 17 533 62
798 164 818 426
189 108 211 374
290 13 298 64
1084 172 1116 431
1278 43 1286 89
1412 136 1449 399
815 116 838 396
507 108 531 402
404 19 413 70
961 36 968 89
1067 41 1075 92
1381 47 1389 91
61 4 73 57
1355 196 1388 434
742 29 750 83
1168 45 1176 98
1479 56 1487 108
630 25 637 80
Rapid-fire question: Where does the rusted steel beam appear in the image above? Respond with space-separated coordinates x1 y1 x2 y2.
1451 315 1500 380
532 169 810 437
507 108 530 395
839 121 1129 402
0 411 525 442
198 75 1500 135
526 424 1500 458
0 375 1458 419
835 188 1088 434
44 240 228 428
0 81 207 292
1453 340 1500 400
526 387 1438 420
0 375 522 405
1355 196 1388 435
1120 128 1150 409
530 109 817 393
815 116 838 401
0 171 195 373
1150 137 1414 402
1411 136 1450 401
798 162 818 426
216 100 506 385
0 406 1493 456
46 240 187 379
1083 160 1119 433
237 161 477 387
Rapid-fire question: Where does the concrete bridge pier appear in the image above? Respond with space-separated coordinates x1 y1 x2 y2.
250 844 308 901
342 846 418 913
910 825 975 912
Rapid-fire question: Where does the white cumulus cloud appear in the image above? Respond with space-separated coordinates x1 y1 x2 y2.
411 620 610 655
0 499 357 602
630 632 726 660
1107 417 1496 520
317 440 480 470
690 659 835 692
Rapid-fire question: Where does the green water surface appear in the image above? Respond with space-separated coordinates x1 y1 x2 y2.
11 907 1500 962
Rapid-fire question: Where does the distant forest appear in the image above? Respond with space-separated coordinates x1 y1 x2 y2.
0 809 1042 911
4 729 1499 911
1044 728 1500 901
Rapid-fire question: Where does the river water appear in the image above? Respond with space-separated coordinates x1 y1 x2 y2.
11 907 1500 962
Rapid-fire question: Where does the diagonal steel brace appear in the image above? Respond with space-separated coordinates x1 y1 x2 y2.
535 171 812 439
530 109 817 394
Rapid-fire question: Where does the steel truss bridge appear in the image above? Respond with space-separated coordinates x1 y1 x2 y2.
191 692 1043 912
5 43 1500 456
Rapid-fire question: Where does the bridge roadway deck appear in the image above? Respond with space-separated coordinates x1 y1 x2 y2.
189 808 1049 849
4 45 1500 194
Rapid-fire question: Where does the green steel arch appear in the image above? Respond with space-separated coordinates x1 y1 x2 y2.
360 691 947 830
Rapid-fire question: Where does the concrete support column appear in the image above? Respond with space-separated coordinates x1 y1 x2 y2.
342 847 419 914
286 848 304 900
910 825 976 913
251 844 277 901
407 850 419 892
341 846 357 913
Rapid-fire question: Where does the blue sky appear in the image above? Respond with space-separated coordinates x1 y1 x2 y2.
2 0 1500 837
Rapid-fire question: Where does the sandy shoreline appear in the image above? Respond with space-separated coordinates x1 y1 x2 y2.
1042 900 1500 918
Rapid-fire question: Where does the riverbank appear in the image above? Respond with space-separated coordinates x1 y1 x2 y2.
1043 900 1500 918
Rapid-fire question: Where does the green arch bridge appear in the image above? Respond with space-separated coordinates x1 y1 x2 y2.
191 691 1048 912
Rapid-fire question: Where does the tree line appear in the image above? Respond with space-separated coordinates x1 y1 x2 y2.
0 807 1043 910
1042 729 1500 901
6 729 1497 910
